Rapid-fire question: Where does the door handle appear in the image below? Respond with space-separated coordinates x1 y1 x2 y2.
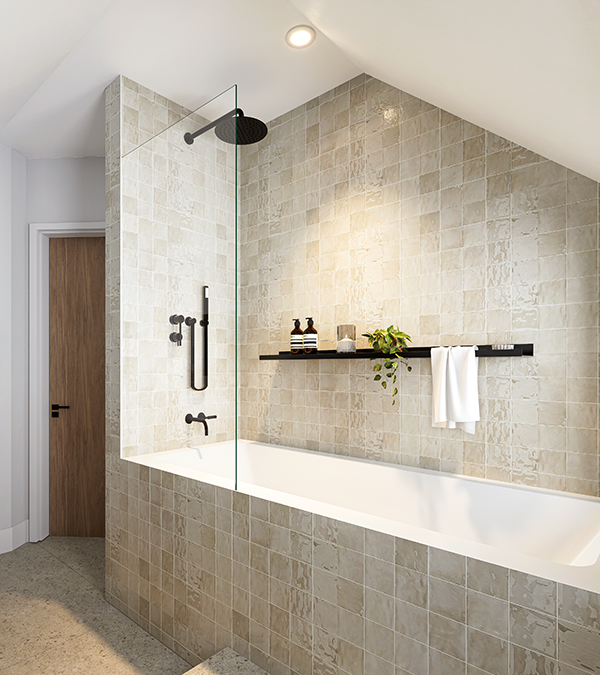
51 404 70 418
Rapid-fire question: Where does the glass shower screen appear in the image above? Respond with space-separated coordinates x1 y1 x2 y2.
120 84 238 489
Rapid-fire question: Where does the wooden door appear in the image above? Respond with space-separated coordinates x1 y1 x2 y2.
49 237 105 537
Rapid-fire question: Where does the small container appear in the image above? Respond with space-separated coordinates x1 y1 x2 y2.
303 317 318 354
337 324 357 353
290 319 303 354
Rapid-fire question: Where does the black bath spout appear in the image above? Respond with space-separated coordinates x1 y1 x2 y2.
185 412 217 436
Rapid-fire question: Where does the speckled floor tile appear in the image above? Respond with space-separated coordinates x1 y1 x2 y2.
0 544 65 591
0 539 190 675
187 648 268 675
39 537 105 591
1 629 191 675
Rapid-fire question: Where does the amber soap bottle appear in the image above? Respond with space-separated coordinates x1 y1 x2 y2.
290 319 303 354
303 317 318 354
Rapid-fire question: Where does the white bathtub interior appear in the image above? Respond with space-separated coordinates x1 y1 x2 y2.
126 439 600 595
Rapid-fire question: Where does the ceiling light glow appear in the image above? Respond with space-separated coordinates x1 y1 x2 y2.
286 25 316 48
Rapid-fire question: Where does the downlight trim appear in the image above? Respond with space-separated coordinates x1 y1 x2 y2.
285 25 316 49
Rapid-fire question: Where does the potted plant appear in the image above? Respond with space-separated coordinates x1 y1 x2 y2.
363 326 412 405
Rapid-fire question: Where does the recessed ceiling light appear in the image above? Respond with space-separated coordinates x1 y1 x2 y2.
285 25 316 49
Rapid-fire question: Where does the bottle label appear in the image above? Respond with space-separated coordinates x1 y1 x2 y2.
291 336 303 349
304 336 318 348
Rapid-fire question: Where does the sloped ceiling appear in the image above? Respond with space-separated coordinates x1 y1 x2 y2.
289 0 600 181
1 0 599 182
0 0 359 159
0 0 114 131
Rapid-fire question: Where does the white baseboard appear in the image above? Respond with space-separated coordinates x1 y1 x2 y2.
0 520 29 554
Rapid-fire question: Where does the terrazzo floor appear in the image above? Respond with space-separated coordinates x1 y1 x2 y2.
0 537 191 675
187 648 268 675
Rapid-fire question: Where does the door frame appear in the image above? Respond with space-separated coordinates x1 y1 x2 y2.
29 222 105 542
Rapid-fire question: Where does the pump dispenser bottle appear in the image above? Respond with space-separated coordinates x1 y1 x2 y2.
303 317 318 354
290 319 303 354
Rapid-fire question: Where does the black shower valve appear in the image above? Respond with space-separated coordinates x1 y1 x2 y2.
169 314 185 346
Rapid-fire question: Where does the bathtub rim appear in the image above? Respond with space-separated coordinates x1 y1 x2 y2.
125 439 600 595
125 437 600 508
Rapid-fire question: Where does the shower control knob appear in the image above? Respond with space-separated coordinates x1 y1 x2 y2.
169 314 184 346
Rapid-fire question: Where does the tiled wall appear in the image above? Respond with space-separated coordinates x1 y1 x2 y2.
119 77 237 457
106 75 600 675
238 74 600 497
105 460 600 675
105 76 121 496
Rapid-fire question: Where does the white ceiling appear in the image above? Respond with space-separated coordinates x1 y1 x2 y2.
1 0 598 182
0 0 113 132
290 0 600 182
0 0 359 159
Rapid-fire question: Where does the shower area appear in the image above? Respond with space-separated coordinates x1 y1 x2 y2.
117 82 252 488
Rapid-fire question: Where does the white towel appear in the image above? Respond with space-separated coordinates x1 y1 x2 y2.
431 346 479 434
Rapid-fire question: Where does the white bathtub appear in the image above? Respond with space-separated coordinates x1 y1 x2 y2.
127 440 600 594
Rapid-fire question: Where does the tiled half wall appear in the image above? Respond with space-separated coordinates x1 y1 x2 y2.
238 74 600 497
117 77 237 458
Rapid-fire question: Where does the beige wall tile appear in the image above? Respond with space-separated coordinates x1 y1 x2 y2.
239 74 600 497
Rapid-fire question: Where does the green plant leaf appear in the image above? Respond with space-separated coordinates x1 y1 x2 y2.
364 325 412 404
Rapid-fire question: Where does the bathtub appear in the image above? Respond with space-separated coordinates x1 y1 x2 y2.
127 440 600 594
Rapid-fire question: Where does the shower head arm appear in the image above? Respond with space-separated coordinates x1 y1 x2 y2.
184 108 244 145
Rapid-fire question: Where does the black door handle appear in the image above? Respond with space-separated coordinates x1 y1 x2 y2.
51 404 70 418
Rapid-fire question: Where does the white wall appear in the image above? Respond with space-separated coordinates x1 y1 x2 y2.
0 144 27 552
27 157 105 223
0 153 105 553
0 146 14 533
11 150 27 530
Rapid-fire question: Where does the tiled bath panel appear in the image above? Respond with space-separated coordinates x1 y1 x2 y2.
105 460 600 675
238 74 600 497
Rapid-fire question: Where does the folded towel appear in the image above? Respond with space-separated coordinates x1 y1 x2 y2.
431 346 479 434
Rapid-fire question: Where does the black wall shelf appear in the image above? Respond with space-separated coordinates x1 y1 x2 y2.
259 344 534 361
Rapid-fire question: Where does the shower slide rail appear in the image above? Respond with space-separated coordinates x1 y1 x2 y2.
185 286 209 391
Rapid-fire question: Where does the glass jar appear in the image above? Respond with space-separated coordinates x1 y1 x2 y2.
337 324 357 353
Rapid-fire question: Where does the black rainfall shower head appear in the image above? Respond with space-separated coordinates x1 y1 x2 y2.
184 108 268 146
215 113 268 145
